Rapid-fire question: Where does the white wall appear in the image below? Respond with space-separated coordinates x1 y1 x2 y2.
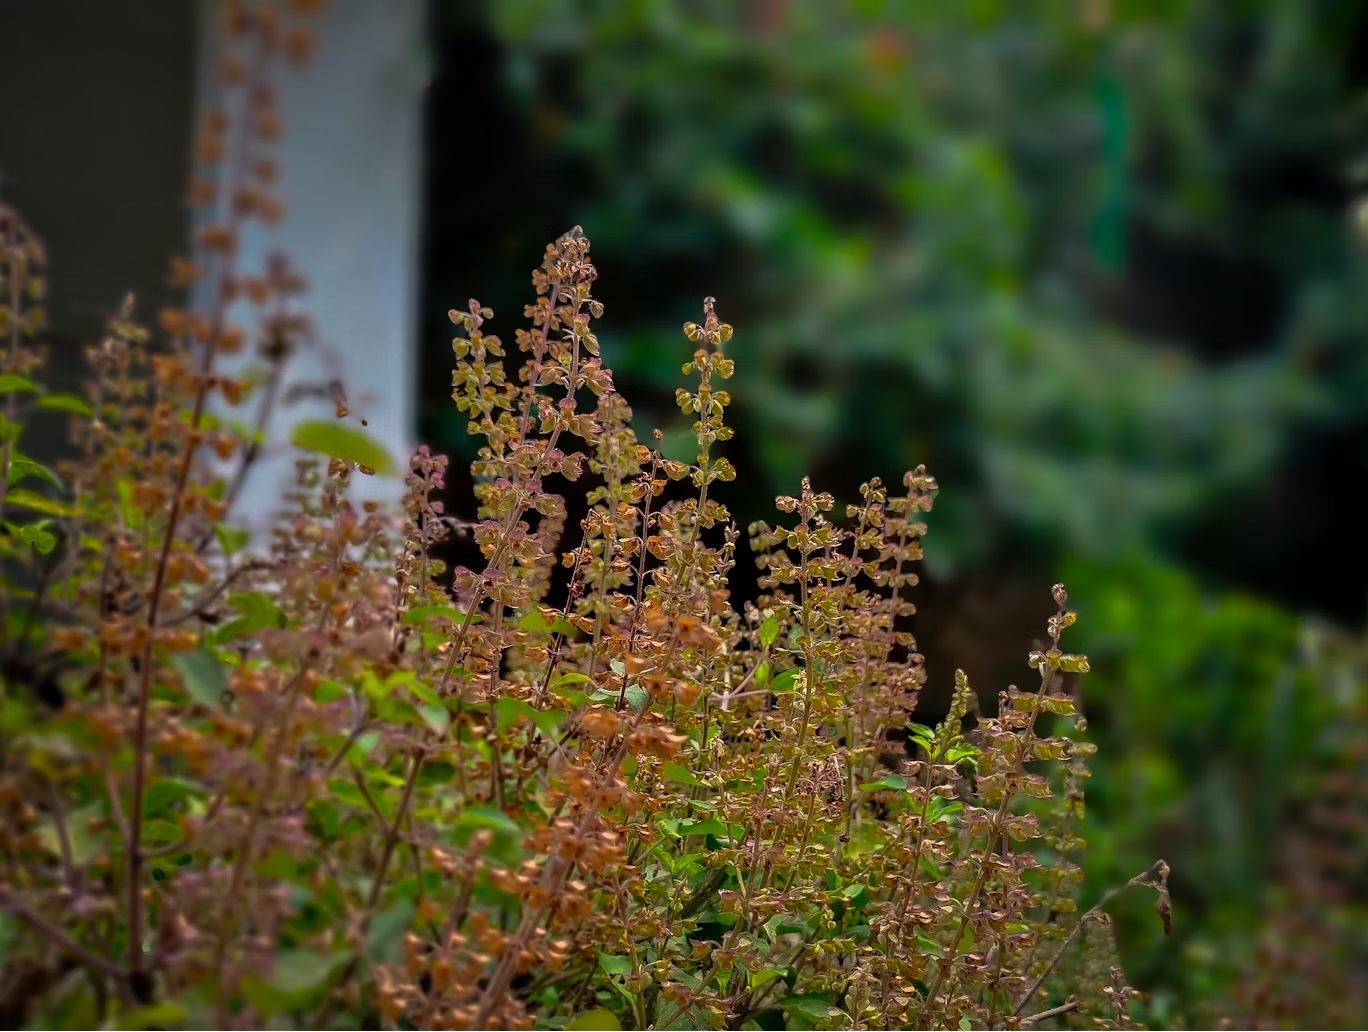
200 0 427 524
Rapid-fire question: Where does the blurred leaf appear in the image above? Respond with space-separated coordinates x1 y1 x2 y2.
111 1003 189 1030
567 1008 622 1031
289 419 398 476
3 488 75 517
597 952 633 977
0 375 38 394
451 806 523 865
366 899 416 962
661 761 698 785
168 650 228 709
35 393 93 417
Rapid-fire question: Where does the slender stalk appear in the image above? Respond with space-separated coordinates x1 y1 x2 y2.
126 41 263 981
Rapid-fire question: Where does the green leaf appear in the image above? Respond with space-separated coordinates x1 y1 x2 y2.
661 761 698 786
567 1008 621 1031
769 669 799 693
142 777 203 819
1041 693 1078 715
676 817 726 838
16 521 57 554
230 591 285 630
451 806 523 865
407 679 441 705
519 609 579 636
35 393 94 418
3 488 75 517
623 683 649 713
1057 654 1090 674
945 743 980 766
778 992 841 1023
597 952 633 976
290 419 398 476
418 703 450 734
115 479 142 528
861 774 906 791
168 650 229 709
366 899 415 962
214 524 251 557
111 1003 189 1030
907 722 935 744
401 603 475 627
493 696 563 737
0 375 38 395
326 778 376 815
839 883 870 908
6 454 62 489
314 679 349 704
914 932 945 958
759 614 780 648
249 948 353 1012
36 802 105 865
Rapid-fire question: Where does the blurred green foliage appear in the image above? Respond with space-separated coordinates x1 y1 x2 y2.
425 0 1368 1021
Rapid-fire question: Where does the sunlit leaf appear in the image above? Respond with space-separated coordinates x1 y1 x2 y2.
289 418 398 476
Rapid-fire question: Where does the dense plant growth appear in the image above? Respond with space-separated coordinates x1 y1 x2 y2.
425 6 1368 1021
0 6 1182 1028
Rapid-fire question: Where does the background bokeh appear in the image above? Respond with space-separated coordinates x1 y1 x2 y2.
418 1 1368 1024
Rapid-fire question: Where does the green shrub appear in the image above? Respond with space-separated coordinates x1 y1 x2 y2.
0 6 1171 1029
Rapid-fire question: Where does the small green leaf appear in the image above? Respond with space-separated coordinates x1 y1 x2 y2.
1057 654 1090 674
451 806 523 864
661 761 698 786
907 722 935 744
115 479 143 528
0 374 38 395
15 521 57 554
778 992 841 1023
3 488 75 517
759 614 780 648
37 802 105 865
326 778 376 815
550 671 591 695
230 591 285 630
567 1008 621 1031
839 883 870 908
914 932 945 958
597 952 633 977
623 683 649 713
271 948 352 995
142 777 203 819
418 703 449 734
366 899 415 962
494 696 563 738
168 650 229 709
214 524 251 557
1041 693 1078 715
290 419 398 476
861 774 907 791
676 817 726 838
314 679 349 704
401 604 474 627
769 669 799 693
111 1003 189 1030
35 393 94 418
6 454 62 489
